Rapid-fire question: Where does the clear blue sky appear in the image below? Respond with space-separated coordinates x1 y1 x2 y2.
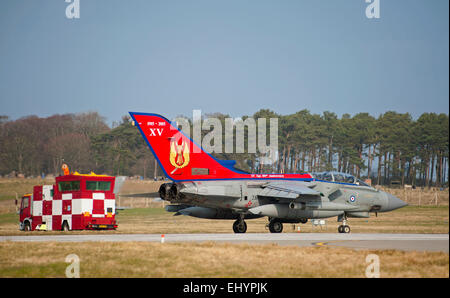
0 0 448 125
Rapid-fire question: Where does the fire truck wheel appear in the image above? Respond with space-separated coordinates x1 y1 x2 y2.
62 221 70 232
23 221 31 231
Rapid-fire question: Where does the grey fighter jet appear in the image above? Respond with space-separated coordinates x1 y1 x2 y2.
129 112 407 233
158 171 407 233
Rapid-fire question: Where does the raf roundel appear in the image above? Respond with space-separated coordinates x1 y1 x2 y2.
349 195 356 203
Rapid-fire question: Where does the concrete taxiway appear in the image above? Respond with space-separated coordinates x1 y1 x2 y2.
0 233 448 252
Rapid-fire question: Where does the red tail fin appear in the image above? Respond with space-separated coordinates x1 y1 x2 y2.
130 112 245 181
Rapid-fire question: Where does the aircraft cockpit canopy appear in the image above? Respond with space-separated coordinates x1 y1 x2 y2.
312 171 370 187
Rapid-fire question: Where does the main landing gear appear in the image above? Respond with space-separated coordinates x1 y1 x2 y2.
232 216 247 233
232 216 285 233
268 218 283 233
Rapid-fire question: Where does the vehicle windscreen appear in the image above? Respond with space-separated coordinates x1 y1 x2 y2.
86 180 111 191
58 181 80 192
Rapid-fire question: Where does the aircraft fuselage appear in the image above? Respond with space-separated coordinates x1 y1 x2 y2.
160 178 405 224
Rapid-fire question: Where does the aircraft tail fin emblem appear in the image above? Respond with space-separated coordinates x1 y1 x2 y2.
170 139 190 170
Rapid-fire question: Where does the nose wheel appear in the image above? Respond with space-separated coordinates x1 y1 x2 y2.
338 216 351 233
338 225 351 233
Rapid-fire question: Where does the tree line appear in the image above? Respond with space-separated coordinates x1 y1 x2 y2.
0 110 448 187
254 110 448 188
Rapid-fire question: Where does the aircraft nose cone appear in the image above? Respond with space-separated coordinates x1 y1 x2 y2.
386 193 408 211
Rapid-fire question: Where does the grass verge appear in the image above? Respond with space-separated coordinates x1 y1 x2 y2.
0 241 448 278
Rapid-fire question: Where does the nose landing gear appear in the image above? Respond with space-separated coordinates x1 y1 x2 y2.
338 224 351 233
337 214 351 233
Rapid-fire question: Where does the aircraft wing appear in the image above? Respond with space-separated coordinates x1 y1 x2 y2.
258 181 320 200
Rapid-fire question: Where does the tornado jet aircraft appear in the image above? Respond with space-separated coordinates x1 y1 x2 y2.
130 112 407 233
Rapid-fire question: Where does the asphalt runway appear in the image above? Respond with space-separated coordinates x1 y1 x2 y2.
0 233 448 252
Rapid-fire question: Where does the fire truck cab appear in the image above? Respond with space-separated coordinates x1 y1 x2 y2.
19 172 118 231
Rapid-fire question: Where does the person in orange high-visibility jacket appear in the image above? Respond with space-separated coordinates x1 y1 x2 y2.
62 164 70 175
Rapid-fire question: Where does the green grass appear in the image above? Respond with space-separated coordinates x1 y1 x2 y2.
0 212 16 225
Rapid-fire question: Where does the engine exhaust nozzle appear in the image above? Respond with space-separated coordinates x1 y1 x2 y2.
158 184 168 200
168 183 179 200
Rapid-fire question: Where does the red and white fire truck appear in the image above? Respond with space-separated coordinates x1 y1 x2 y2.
19 171 118 231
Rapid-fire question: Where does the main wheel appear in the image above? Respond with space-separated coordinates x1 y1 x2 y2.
338 225 344 233
232 220 247 233
269 219 283 233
